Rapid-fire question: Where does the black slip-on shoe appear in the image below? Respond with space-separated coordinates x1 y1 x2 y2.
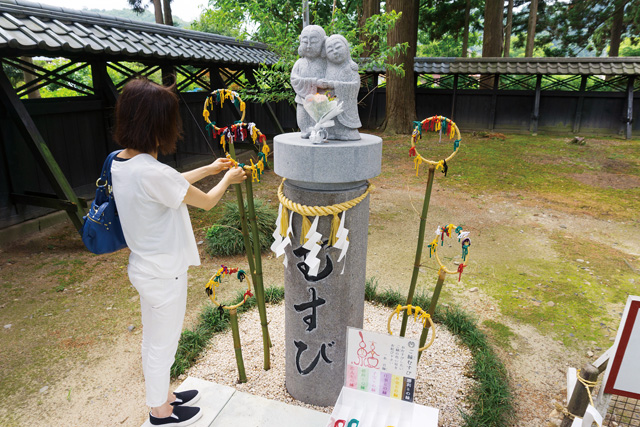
149 405 202 426
170 390 200 407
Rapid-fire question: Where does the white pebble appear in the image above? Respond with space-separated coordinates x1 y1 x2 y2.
187 302 475 427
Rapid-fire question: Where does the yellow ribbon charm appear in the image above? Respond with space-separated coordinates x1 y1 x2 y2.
414 156 423 177
394 304 403 320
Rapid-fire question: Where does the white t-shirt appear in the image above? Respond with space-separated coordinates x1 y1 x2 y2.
111 153 200 278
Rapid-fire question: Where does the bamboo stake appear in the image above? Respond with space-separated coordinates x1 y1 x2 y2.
400 164 436 337
245 177 272 369
227 143 256 282
228 308 247 383
418 268 446 362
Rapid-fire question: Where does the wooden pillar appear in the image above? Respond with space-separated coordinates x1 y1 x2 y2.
91 62 118 107
245 68 284 135
625 76 635 140
572 75 588 134
161 64 176 87
0 69 84 231
530 74 542 135
91 62 120 171
451 74 459 121
489 73 500 130
560 363 599 427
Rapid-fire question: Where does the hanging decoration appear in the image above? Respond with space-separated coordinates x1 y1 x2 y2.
202 90 270 183
409 115 462 177
204 264 253 383
271 179 373 275
427 224 472 282
205 265 253 311
203 88 272 370
203 88 246 124
387 304 436 353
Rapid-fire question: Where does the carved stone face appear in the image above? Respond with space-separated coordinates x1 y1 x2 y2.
299 29 324 58
326 38 348 64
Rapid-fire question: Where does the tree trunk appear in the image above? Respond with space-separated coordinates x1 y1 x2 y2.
152 0 164 24
482 0 504 57
382 0 417 134
608 0 627 57
162 0 173 26
358 0 381 57
462 0 471 57
504 0 514 57
525 0 538 57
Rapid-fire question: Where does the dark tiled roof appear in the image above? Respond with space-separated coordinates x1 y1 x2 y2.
0 0 279 66
371 57 640 75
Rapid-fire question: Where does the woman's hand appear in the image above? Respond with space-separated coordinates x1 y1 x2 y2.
210 158 234 175
224 166 247 185
183 166 246 210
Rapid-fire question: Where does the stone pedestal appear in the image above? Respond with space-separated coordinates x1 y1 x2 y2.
274 133 382 407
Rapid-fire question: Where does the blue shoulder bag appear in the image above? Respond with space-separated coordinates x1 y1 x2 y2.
80 150 128 254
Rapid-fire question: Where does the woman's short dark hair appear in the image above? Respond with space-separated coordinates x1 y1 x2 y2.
114 78 182 155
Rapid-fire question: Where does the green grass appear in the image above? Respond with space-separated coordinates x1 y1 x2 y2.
482 320 516 351
381 133 640 221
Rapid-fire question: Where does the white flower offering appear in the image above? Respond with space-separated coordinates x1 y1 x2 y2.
303 93 344 143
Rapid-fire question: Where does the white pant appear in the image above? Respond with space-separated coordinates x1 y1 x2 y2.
129 265 188 407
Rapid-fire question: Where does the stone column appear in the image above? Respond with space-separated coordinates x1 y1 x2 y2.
274 132 382 407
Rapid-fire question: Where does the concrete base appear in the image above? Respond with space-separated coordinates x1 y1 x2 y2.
141 377 329 427
274 132 382 187
283 181 371 407
274 132 382 407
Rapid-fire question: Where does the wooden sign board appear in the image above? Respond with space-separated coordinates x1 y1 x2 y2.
603 295 640 399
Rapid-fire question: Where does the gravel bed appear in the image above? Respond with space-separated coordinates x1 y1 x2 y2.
187 301 476 426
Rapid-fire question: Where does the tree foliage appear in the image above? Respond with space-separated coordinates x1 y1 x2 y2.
534 0 640 56
418 0 483 48
198 0 406 104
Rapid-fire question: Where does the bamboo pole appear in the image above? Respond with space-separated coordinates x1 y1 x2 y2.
400 164 436 337
228 308 247 383
227 143 270 368
418 268 446 362
245 177 272 369
227 143 256 282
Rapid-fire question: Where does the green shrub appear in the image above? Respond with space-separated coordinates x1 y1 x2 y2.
205 199 277 256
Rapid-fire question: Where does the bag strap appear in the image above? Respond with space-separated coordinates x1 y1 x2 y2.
98 150 123 188
97 150 124 198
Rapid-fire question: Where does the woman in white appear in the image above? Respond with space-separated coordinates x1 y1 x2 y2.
111 78 246 426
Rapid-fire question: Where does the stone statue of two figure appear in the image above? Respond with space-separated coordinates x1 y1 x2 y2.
291 25 362 141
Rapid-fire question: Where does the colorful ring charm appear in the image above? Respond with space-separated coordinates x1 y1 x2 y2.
205 265 253 310
409 115 462 176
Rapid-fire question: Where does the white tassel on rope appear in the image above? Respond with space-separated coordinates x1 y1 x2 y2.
271 205 294 266
303 216 322 277
333 211 349 274
270 204 284 253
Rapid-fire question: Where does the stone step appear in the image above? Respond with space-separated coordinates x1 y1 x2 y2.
141 376 330 427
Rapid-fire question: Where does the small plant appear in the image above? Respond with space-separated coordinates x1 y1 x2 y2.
54 285 65 292
204 199 277 256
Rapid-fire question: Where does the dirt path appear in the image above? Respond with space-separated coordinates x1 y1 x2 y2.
1 155 638 426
